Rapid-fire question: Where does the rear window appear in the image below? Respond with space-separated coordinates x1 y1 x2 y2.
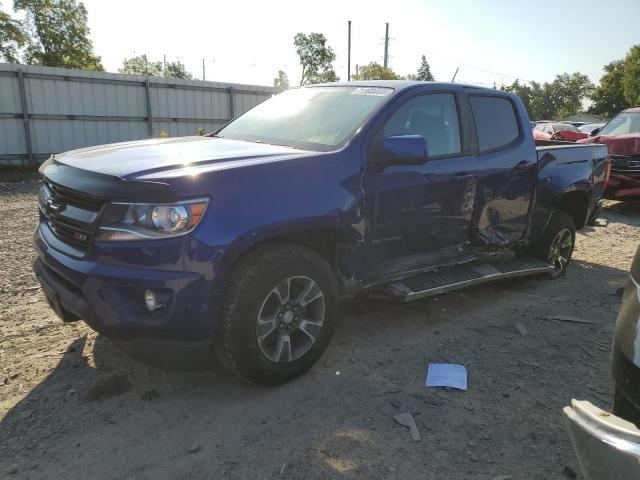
469 96 520 152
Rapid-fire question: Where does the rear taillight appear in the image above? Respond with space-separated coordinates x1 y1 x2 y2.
604 157 612 184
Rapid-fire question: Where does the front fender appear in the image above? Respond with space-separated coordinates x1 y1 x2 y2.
188 148 365 279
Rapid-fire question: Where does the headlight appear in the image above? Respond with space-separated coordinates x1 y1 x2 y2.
95 198 209 241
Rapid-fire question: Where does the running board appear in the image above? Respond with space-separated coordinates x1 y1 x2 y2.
386 258 554 302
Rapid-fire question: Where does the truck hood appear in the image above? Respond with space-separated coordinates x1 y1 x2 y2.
53 136 315 180
578 133 640 157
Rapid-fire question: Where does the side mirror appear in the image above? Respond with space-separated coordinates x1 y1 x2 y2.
378 135 428 166
590 128 600 136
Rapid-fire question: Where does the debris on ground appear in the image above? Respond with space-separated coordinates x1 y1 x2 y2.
393 412 421 442
187 443 201 454
425 363 468 390
540 314 598 325
279 462 286 474
514 322 528 336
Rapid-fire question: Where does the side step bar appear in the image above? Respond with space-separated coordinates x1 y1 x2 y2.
386 258 554 302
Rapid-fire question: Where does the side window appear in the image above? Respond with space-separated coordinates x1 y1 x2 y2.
383 93 461 157
469 96 520 152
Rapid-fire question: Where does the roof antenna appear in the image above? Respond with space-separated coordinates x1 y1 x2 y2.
451 66 459 82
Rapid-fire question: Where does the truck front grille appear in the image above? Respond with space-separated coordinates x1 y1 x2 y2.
47 182 105 211
611 155 640 178
39 182 105 253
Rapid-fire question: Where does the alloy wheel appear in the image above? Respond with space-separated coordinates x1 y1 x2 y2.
548 228 573 273
255 276 325 363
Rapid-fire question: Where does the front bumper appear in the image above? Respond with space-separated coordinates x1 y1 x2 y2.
605 174 640 199
33 224 221 344
605 153 640 198
564 400 640 480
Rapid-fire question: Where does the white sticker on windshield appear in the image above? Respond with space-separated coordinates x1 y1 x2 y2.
350 87 393 97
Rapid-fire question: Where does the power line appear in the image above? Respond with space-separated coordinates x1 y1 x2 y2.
424 50 535 84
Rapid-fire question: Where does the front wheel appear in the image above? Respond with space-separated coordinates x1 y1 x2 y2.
214 244 338 385
532 210 576 278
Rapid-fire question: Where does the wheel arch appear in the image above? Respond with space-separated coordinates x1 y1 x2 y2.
219 223 344 283
556 188 590 230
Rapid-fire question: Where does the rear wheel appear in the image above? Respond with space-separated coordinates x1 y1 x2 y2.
215 244 338 385
532 210 576 278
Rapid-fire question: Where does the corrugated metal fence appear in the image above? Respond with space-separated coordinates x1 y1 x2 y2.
0 63 276 166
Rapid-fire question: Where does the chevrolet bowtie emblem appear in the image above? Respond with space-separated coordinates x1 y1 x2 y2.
46 198 61 213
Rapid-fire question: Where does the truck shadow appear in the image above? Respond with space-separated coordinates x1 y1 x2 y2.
0 258 629 478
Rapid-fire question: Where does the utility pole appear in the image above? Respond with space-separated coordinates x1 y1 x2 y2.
163 54 166 73
202 58 205 81
383 22 389 69
347 20 352 81
355 64 359 77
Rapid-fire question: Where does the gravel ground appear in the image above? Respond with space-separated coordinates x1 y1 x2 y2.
1 178 639 480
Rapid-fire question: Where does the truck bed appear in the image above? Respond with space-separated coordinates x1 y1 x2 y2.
536 141 609 165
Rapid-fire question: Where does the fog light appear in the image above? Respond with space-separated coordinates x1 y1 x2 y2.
144 289 162 311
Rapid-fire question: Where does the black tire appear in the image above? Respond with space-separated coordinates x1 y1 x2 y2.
614 387 640 428
214 244 338 385
532 210 576 278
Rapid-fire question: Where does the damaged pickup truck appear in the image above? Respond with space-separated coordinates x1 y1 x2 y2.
33 81 609 384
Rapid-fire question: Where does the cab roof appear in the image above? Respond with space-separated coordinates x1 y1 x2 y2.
309 80 501 95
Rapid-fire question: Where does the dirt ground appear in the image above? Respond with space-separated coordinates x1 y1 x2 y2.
1 177 639 480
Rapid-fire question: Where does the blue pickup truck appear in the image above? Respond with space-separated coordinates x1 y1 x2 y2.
33 81 609 384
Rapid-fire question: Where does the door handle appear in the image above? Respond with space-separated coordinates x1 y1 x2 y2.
514 160 532 172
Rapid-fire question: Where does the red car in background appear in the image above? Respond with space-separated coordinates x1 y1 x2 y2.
579 107 640 199
533 122 590 141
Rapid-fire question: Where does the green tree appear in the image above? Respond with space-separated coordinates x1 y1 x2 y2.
119 54 163 76
528 81 555 120
0 3 27 62
352 62 402 80
590 60 629 117
293 32 338 85
163 60 192 79
273 70 289 91
554 72 594 118
623 45 640 106
119 55 193 79
14 0 103 70
527 73 593 120
502 80 535 119
415 55 434 81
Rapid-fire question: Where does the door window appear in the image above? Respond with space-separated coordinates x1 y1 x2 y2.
470 96 520 152
382 93 461 157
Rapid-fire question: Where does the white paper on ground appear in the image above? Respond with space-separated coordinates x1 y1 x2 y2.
425 363 468 390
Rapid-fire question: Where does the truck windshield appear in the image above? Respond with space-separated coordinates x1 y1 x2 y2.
599 112 640 136
217 86 393 151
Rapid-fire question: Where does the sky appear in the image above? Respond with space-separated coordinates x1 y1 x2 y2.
6 0 640 88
